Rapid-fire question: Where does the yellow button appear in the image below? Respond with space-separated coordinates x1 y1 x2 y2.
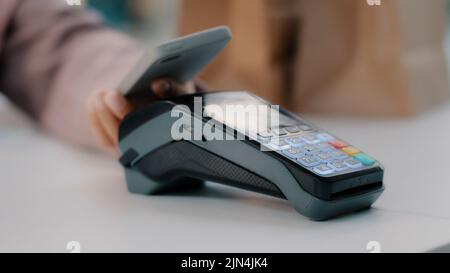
342 146 360 155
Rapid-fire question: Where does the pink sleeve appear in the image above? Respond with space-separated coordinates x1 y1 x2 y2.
0 0 143 148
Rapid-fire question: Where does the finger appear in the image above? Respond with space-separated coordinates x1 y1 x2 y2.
88 111 115 149
181 81 197 94
94 91 121 145
151 78 196 98
87 91 115 148
151 78 171 97
104 91 133 120
195 79 209 92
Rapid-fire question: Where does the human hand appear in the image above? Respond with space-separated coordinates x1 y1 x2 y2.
87 78 197 153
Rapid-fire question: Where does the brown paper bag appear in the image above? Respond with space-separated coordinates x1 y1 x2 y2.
179 0 449 116
180 0 297 105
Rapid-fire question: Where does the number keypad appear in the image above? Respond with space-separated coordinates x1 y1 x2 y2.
266 128 378 176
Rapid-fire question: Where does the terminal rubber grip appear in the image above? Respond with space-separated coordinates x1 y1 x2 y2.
133 141 285 198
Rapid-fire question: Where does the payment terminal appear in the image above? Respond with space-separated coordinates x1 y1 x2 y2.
118 91 384 220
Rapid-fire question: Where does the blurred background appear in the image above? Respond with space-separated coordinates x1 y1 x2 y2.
87 0 450 58
87 0 450 54
86 0 450 117
86 0 450 46
2 0 450 117
88 0 180 45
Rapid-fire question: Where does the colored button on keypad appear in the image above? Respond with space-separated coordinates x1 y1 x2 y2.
353 153 376 166
342 146 360 156
329 140 347 149
313 164 335 175
297 154 321 167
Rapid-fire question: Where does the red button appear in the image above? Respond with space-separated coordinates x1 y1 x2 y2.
329 140 347 149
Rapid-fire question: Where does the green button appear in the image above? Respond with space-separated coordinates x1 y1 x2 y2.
353 153 375 166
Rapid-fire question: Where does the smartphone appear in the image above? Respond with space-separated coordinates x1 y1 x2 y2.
118 26 232 97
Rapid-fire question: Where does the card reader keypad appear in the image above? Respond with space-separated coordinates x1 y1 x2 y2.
264 125 377 177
